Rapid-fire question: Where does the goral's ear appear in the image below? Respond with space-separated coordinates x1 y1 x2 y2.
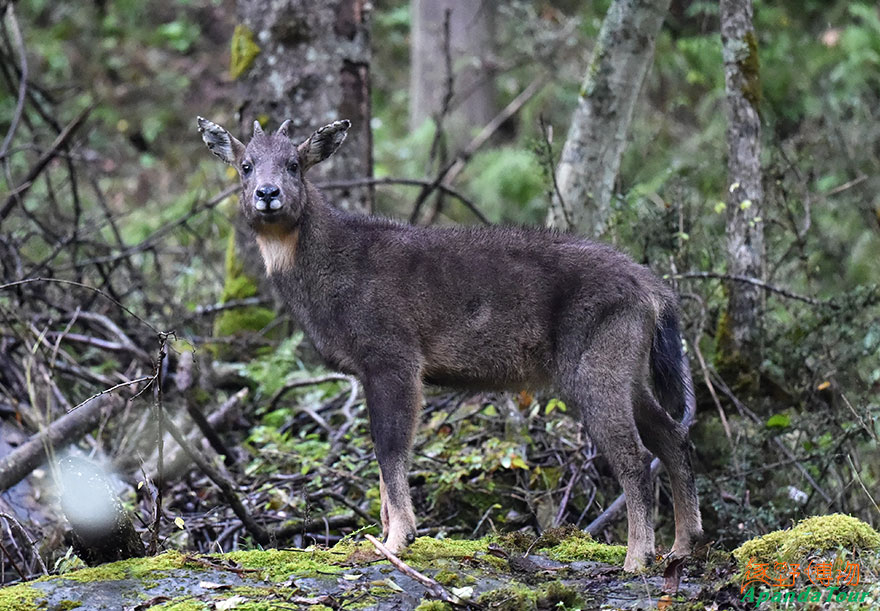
297 120 350 172
197 116 245 166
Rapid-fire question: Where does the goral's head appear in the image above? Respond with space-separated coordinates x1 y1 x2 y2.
197 116 349 229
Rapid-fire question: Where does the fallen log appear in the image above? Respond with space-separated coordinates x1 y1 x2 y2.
0 394 123 492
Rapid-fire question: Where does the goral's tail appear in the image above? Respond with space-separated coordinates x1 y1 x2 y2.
650 305 696 427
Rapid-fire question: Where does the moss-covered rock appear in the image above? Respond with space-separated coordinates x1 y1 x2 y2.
477 583 538 611
55 549 186 583
733 513 880 565
536 580 584 609
222 546 348 580
537 526 627 565
403 536 491 565
0 583 42 611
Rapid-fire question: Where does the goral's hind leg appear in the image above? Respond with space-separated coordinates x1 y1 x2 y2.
557 322 657 571
379 470 389 537
364 367 421 554
634 386 703 559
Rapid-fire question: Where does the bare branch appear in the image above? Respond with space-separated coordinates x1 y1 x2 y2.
0 4 27 160
675 271 835 307
0 104 93 224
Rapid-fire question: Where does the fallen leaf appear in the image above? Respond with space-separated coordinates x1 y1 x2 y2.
199 581 231 590
663 557 685 594
215 595 247 610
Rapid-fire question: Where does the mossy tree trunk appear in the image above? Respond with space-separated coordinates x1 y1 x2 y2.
546 0 671 238
719 0 764 361
217 0 373 336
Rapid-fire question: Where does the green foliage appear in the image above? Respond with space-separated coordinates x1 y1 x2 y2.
242 334 305 398
765 413 791 429
465 149 547 225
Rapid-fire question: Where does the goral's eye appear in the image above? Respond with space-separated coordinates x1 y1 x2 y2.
287 160 299 174
241 162 253 176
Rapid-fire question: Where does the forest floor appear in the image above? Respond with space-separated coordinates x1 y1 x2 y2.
0 533 741 611
3 514 880 610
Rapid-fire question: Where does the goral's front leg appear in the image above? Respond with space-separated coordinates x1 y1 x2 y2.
364 368 421 553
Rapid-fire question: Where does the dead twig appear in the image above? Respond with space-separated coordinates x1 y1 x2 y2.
364 534 456 604
539 114 572 229
847 454 880 517
710 372 835 506
269 374 359 411
0 511 47 576
149 334 169 555
319 177 490 225
70 184 239 269
0 104 94 225
0 277 160 334
0 385 138 492
143 387 248 483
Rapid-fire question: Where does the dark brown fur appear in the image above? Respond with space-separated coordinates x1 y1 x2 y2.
197 117 704 570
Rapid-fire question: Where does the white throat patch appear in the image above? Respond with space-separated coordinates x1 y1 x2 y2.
255 228 299 275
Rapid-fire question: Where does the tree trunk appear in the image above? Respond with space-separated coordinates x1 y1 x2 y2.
719 0 764 359
234 0 373 214
409 0 496 151
546 0 671 238
221 0 373 326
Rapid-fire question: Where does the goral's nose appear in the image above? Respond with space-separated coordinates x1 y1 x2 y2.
254 184 282 212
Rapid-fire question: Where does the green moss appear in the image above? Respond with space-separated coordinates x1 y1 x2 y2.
433 569 461 586
57 550 186 583
228 585 294 599
492 531 534 553
213 232 274 338
56 601 83 611
534 524 626 564
713 308 757 390
0 583 43 611
477 583 537 611
222 547 347 581
414 601 453 611
403 537 490 565
214 307 275 336
230 24 260 79
543 531 626 565
733 513 880 566
158 600 207 611
537 581 584 609
739 31 762 111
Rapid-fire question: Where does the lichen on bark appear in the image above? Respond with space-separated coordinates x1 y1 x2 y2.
229 24 260 80
738 31 761 111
